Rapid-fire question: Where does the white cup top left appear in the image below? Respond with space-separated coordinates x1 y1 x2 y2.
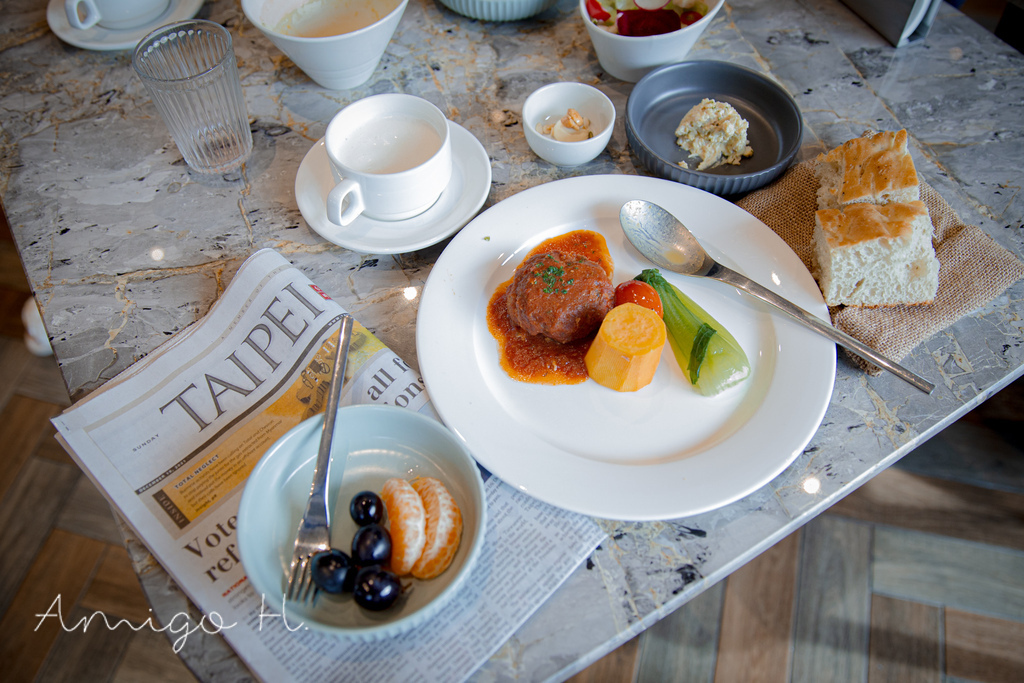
324 94 453 225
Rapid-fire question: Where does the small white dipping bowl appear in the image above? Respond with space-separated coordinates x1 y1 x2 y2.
579 0 724 82
237 404 487 641
522 82 615 167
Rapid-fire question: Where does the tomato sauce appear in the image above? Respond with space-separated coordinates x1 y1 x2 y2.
486 230 613 385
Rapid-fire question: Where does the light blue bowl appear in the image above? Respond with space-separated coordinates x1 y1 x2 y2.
237 404 487 641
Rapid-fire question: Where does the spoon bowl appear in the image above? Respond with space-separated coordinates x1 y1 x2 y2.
618 198 716 276
619 199 935 394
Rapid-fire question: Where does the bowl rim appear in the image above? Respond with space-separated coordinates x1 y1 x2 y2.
522 81 616 146
435 0 562 22
442 0 558 5
624 59 803 191
578 0 725 42
237 403 488 640
241 0 409 42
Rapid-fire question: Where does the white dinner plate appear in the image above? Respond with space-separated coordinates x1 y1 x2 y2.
417 175 835 521
47 0 204 51
295 122 491 254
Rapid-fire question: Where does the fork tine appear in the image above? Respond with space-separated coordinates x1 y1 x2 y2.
296 558 310 602
285 555 321 606
297 557 309 601
299 562 318 605
286 558 300 601
288 555 308 602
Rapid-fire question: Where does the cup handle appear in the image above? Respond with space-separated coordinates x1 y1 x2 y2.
326 178 365 226
65 0 101 30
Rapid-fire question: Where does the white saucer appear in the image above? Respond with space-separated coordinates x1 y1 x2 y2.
295 122 492 254
47 0 204 51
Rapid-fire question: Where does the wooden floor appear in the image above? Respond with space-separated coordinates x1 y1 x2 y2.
0 215 201 680
2 224 1023 683
570 377 1024 683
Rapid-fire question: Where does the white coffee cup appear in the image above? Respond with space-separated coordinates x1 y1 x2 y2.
65 0 169 31
324 94 452 226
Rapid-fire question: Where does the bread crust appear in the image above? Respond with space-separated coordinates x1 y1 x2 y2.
814 130 920 209
813 200 938 307
816 201 929 249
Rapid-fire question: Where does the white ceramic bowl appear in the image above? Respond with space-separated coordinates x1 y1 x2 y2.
237 404 487 641
522 82 615 167
579 0 724 82
437 0 559 21
241 0 408 90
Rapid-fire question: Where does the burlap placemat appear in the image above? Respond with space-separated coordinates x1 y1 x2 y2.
737 160 1024 373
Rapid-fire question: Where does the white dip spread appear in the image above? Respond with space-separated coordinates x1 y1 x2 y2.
674 98 753 171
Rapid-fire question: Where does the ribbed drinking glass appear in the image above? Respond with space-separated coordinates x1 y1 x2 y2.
132 20 253 174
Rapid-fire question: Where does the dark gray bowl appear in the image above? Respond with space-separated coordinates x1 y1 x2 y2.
626 60 803 197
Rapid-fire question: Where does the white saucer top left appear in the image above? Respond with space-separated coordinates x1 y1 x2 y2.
47 0 204 51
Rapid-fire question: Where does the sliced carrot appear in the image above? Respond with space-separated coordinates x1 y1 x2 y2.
584 303 666 392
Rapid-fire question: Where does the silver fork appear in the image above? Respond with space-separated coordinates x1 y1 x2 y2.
285 313 354 605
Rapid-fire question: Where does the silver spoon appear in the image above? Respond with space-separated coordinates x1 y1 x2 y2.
619 199 935 394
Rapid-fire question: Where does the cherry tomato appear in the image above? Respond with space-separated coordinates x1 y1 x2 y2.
614 280 663 317
680 10 704 25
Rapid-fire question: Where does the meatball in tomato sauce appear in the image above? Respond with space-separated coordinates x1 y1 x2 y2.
505 251 614 343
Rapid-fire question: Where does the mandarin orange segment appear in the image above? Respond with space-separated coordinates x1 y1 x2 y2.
409 477 463 580
380 478 426 576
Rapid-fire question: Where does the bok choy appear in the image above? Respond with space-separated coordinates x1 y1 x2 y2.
635 269 750 396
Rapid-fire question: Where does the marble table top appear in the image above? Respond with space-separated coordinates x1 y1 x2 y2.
2 0 1022 680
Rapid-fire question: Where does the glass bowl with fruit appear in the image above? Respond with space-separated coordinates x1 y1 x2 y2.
579 0 724 82
238 404 487 641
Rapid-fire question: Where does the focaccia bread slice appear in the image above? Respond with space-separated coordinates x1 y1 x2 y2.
814 130 920 210
813 200 939 307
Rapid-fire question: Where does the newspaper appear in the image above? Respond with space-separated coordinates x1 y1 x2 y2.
53 248 605 682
